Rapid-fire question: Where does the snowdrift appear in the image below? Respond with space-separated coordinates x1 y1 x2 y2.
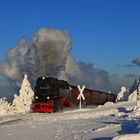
113 134 140 140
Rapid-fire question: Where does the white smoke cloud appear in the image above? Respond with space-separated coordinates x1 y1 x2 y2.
0 28 118 95
0 28 71 85
61 61 111 91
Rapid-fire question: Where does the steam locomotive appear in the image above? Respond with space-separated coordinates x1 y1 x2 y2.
32 77 116 113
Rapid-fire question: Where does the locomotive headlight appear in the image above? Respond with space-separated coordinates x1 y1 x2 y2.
69 87 72 90
42 77 45 80
35 96 38 99
47 96 50 100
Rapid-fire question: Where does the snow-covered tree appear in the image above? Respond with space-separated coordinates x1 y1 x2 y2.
134 85 140 105
0 97 12 116
116 86 127 102
12 74 34 113
129 85 140 117
128 84 140 102
128 90 137 101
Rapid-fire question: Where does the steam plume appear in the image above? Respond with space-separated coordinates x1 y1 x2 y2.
0 28 113 93
0 28 71 85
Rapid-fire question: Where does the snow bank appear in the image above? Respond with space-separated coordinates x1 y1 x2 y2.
61 105 119 121
97 102 115 108
98 101 136 118
113 134 140 140
115 112 126 117
103 102 115 107
129 101 140 117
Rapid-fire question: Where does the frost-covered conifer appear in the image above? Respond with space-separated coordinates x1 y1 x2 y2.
129 85 140 117
0 97 12 116
116 86 127 102
12 74 34 113
128 84 140 102
128 90 138 101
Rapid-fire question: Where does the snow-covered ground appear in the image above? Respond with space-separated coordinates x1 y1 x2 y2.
0 101 140 140
0 76 140 140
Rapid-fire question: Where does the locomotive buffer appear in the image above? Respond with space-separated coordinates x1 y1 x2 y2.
77 85 85 109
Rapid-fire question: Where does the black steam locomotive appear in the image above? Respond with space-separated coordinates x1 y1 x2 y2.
32 77 116 113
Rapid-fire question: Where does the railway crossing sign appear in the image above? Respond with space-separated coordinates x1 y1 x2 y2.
77 85 85 109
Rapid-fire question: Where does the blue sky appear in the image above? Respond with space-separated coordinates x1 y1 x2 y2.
0 0 140 80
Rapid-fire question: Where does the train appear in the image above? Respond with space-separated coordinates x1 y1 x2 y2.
32 77 117 113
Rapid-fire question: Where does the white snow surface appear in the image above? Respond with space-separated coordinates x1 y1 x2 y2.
0 100 140 140
113 134 140 140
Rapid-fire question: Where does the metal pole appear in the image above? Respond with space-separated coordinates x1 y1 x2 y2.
79 96 81 110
